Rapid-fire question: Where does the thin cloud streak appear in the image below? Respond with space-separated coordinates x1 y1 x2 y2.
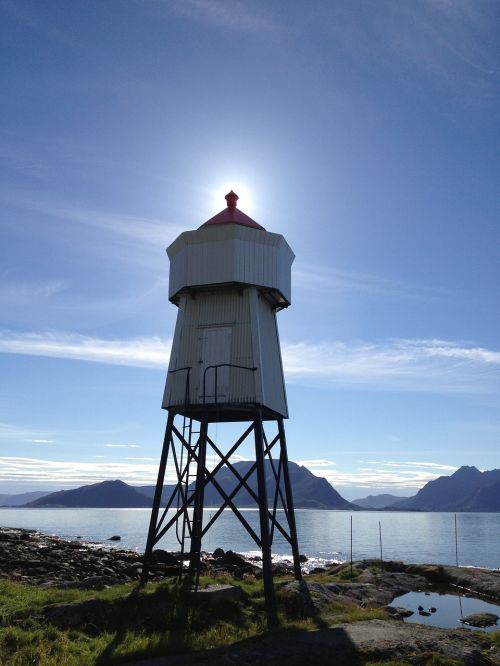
308 466 453 490
0 279 65 305
0 422 54 443
0 455 251 488
305 459 459 490
297 459 336 468
0 331 171 370
172 0 291 35
0 456 456 491
282 338 500 393
0 189 183 248
294 264 447 300
0 330 499 394
24 439 55 445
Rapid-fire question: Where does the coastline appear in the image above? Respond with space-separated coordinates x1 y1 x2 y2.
1 527 500 665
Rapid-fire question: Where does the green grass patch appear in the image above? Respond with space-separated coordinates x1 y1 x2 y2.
0 575 319 665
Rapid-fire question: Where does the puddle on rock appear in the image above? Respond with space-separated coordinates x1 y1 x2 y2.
391 590 500 632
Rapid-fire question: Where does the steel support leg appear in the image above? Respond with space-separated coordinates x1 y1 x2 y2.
141 411 175 586
278 418 302 581
254 413 277 622
188 420 208 583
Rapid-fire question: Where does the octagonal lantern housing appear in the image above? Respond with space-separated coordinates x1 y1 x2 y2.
162 192 294 421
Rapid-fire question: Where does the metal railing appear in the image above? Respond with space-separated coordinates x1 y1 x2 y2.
202 363 257 404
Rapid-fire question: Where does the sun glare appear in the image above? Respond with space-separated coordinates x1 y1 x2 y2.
213 182 254 214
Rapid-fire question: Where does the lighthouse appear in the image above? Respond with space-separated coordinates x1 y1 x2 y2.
142 191 302 609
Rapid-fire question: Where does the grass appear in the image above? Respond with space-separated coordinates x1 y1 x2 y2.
0 576 312 665
0 576 497 665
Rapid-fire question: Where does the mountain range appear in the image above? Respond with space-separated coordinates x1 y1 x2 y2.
389 466 500 512
351 494 405 509
19 461 355 510
2 465 499 512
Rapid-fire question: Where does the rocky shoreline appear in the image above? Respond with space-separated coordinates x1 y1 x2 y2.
1 527 500 665
1 526 500 600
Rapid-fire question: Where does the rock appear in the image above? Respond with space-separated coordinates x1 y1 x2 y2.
44 598 114 628
460 612 499 627
419 610 431 616
299 554 308 563
108 535 121 541
272 562 294 576
52 575 121 590
279 580 357 614
189 584 242 604
386 606 414 618
221 550 247 567
149 564 179 577
151 549 178 565
213 547 225 558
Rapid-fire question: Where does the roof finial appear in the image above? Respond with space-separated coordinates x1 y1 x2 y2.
225 190 239 210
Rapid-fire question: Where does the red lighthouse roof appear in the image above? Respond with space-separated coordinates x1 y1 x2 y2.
200 190 265 230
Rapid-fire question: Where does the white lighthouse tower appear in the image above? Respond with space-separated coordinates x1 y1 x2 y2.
143 191 302 609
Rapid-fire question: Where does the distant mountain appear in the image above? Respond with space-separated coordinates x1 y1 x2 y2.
28 461 354 510
352 494 410 509
26 480 151 508
392 466 500 512
458 481 500 512
138 460 355 510
0 490 53 506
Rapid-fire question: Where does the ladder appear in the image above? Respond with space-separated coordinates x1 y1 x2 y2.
175 415 200 574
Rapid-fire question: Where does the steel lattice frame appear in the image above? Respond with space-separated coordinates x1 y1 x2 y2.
141 410 302 611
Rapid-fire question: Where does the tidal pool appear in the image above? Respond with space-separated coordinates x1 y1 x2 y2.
391 590 500 633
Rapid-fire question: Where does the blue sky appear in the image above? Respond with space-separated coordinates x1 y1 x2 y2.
1 0 499 500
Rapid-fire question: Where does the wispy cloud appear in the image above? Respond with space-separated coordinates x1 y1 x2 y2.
297 459 336 468
0 454 248 488
306 459 458 490
0 331 170 369
0 330 498 394
0 278 65 306
24 439 55 445
0 456 456 491
282 338 500 393
104 444 139 449
322 1 499 108
0 190 182 248
369 461 457 472
172 0 291 35
294 264 445 300
0 422 54 443
0 457 159 487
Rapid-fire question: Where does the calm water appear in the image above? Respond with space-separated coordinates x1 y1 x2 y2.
392 590 500 633
1 509 499 571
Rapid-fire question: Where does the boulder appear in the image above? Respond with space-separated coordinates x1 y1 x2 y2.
460 612 499 628
151 549 178 565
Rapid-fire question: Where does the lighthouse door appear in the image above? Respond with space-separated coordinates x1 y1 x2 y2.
199 325 232 403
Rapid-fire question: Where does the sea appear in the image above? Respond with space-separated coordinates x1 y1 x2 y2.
1 508 499 572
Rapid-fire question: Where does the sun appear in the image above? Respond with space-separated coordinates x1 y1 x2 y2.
213 182 254 215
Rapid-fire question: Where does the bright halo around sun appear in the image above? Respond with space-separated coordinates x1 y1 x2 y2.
213 182 254 214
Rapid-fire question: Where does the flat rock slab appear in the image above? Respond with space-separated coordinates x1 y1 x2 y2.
126 619 499 665
189 584 242 603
